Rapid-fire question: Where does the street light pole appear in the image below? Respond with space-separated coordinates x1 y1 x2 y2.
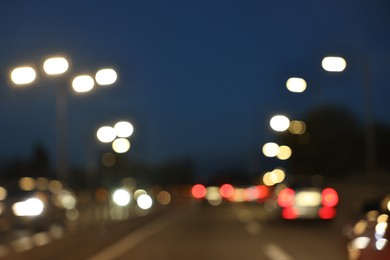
10 56 118 186
56 81 68 183
322 56 377 176
361 60 377 176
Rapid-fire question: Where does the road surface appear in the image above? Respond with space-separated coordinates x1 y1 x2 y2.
3 202 348 260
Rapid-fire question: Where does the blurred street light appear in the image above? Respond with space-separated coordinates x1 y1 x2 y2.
114 121 134 138
43 57 69 75
289 120 306 135
97 121 133 154
321 56 347 72
277 145 292 160
72 75 95 93
262 142 280 157
286 77 307 93
9 55 118 184
270 115 290 132
95 68 118 86
322 55 376 175
112 138 131 153
96 126 116 143
10 66 36 85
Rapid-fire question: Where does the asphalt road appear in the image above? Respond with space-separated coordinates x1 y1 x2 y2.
3 202 348 260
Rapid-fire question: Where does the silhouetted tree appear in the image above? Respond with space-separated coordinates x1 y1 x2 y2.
279 106 364 176
29 144 51 178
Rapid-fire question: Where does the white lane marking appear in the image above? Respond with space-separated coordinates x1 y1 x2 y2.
89 207 195 260
264 243 294 260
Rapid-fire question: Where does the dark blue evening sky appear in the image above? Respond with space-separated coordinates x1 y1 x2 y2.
0 0 389 174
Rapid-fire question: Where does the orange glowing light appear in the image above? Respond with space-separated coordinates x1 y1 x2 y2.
191 184 206 199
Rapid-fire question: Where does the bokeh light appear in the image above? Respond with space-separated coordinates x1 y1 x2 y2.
49 180 63 193
277 145 292 160
191 184 206 199
112 189 131 206
286 77 307 93
0 187 7 201
11 67 36 85
102 152 116 167
157 191 171 205
206 186 222 206
72 75 95 93
220 184 235 199
322 56 346 72
43 57 69 75
137 194 153 210
114 121 134 138
95 68 117 86
270 115 290 132
289 120 306 135
19 177 35 191
262 142 280 157
112 138 131 153
97 126 116 143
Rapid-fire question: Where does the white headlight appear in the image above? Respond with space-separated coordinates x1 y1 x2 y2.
113 189 131 206
12 198 44 216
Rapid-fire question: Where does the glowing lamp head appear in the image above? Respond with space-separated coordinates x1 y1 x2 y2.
11 67 36 85
322 56 346 72
72 75 95 93
95 68 117 86
43 57 69 75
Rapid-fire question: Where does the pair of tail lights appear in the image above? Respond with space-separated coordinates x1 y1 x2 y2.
277 187 339 219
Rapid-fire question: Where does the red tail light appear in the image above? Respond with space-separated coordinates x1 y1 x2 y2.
321 188 339 207
220 184 235 199
256 185 269 200
282 207 297 219
319 207 336 219
191 184 206 199
277 188 295 207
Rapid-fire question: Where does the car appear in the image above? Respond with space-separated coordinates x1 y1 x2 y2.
0 177 77 234
346 194 390 260
275 184 339 220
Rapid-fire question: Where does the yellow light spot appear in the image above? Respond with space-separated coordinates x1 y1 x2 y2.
272 168 286 183
112 138 130 153
0 187 7 200
19 177 35 191
277 145 292 160
289 120 306 135
367 210 379 222
157 191 171 205
354 220 367 235
263 172 275 186
36 177 49 190
377 214 389 223
49 180 63 194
